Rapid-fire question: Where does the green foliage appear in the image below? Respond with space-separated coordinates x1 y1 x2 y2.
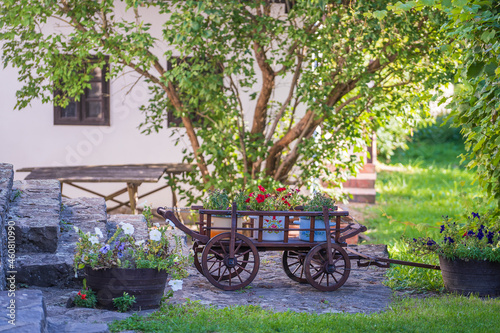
390 1 500 210
109 296 500 333
113 292 136 313
384 241 444 292
142 204 154 228
0 0 452 204
202 189 230 210
303 192 336 213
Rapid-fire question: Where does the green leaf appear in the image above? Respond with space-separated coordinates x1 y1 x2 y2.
467 62 484 79
373 10 388 20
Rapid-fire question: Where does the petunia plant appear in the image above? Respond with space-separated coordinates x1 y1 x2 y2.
74 222 192 280
408 211 500 263
245 186 303 211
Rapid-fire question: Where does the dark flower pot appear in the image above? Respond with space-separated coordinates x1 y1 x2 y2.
85 267 168 310
439 256 500 296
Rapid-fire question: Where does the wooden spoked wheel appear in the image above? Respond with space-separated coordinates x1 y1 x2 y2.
194 240 250 280
192 241 205 276
304 243 351 291
282 250 308 284
201 232 260 291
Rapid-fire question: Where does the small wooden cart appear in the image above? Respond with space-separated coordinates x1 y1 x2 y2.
157 204 439 292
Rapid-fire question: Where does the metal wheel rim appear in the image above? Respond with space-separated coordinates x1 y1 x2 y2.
282 250 308 284
201 232 260 291
304 243 351 291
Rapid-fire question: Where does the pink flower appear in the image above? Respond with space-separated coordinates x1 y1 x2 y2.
258 185 266 192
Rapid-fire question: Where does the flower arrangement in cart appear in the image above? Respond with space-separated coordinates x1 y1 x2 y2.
408 210 500 263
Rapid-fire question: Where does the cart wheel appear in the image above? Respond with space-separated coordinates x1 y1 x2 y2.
304 243 351 291
194 240 250 280
201 232 260 291
282 250 308 284
192 241 205 276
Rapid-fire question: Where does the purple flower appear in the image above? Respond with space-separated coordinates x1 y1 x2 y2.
477 229 484 240
440 225 445 233
471 212 480 219
99 244 110 254
467 230 475 236
426 239 436 246
118 242 125 251
117 252 123 258
413 238 417 242
487 232 494 244
444 237 454 244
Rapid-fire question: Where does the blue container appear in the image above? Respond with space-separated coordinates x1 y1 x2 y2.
297 217 335 242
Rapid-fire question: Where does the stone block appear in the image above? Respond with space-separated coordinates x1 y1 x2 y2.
106 214 149 241
0 289 46 333
6 180 61 253
0 163 14 291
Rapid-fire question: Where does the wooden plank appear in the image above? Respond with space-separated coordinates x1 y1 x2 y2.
18 163 195 183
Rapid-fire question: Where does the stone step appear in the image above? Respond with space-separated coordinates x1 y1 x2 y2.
343 188 377 204
15 197 107 288
0 163 14 291
0 289 46 332
6 180 61 253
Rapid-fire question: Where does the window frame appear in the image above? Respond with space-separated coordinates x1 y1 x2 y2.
54 57 110 126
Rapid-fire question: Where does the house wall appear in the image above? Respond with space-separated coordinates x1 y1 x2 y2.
0 2 296 209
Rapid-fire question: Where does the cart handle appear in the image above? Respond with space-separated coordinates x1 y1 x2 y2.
157 207 210 243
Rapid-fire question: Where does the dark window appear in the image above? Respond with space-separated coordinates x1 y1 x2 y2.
54 58 110 126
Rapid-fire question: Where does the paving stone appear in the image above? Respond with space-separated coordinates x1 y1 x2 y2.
0 163 14 291
16 198 107 288
6 180 61 253
0 289 46 333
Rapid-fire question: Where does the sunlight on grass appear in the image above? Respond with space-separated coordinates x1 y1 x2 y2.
110 295 500 333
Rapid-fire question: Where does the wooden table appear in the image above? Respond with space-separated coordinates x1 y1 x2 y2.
17 164 195 214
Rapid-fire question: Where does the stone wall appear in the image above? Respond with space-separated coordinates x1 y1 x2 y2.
0 163 14 291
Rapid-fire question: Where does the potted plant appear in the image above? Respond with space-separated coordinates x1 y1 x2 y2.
297 192 337 242
73 223 191 309
409 211 500 296
246 186 302 241
203 189 247 237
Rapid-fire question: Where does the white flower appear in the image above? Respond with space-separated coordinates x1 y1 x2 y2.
89 236 99 245
154 223 160 228
366 80 375 88
168 279 183 291
149 229 162 242
94 227 104 238
121 223 135 235
73 226 79 233
135 240 145 246
137 200 148 208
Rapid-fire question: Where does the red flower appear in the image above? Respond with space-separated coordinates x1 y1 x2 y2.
81 294 87 300
258 185 266 192
249 192 254 197
276 187 286 192
265 194 270 198
284 201 291 207
245 198 250 203
77 292 81 296
256 194 266 203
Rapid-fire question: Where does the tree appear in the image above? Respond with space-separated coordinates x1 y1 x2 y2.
0 0 450 202
391 0 500 208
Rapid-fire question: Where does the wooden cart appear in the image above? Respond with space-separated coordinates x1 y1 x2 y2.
157 204 439 292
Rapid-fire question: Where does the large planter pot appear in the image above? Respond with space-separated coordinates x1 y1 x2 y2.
210 216 246 237
439 256 500 296
85 267 168 310
252 215 285 241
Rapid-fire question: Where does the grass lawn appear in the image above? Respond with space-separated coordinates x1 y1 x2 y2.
112 139 500 332
110 295 500 332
